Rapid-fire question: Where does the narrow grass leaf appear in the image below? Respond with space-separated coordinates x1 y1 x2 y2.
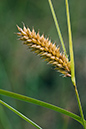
0 100 42 129
48 0 67 57
0 89 83 125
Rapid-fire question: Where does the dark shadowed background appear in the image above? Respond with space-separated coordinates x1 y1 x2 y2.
0 0 86 129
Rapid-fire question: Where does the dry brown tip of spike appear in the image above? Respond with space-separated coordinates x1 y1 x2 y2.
16 24 71 77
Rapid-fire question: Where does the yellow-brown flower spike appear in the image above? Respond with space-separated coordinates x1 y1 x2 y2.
16 24 71 77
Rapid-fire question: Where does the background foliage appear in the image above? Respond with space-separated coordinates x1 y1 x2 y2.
0 0 86 128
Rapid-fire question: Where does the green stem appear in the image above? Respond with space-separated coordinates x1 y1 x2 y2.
48 0 67 57
65 0 75 85
74 85 86 129
65 0 86 128
0 89 82 125
0 99 42 129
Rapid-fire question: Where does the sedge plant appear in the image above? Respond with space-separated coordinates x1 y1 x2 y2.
0 0 86 128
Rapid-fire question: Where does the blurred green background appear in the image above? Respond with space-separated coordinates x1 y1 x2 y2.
0 0 86 129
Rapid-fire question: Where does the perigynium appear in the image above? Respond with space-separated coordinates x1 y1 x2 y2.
17 24 71 77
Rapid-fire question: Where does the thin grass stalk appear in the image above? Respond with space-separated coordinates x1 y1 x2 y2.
0 100 42 129
74 86 86 129
65 0 86 128
48 0 67 57
65 0 75 85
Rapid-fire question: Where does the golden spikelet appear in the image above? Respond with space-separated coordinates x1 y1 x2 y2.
16 24 71 77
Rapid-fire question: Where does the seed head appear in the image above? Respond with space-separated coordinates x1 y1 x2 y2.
16 24 71 77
